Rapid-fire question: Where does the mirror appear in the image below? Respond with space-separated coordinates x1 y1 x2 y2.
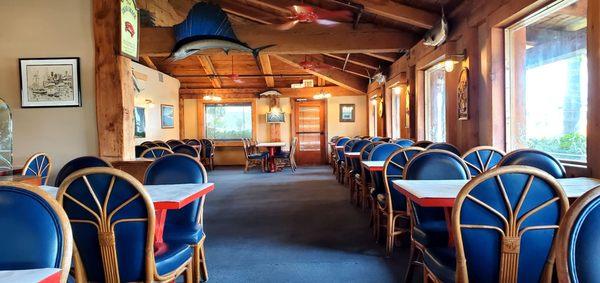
0 99 13 171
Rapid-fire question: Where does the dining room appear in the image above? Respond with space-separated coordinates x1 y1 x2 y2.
0 0 599 282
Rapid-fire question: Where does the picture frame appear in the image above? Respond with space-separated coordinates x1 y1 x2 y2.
457 67 469 120
161 104 175 128
134 106 146 138
120 0 140 61
19 58 81 108
266 112 285 123
339 104 355 122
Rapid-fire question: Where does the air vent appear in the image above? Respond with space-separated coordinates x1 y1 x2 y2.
158 73 164 82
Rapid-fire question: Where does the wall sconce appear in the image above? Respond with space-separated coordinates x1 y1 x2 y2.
203 95 222 101
145 99 155 108
392 86 402 95
441 54 465 73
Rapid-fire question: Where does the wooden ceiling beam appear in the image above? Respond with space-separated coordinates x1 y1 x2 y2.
197 55 222 88
364 52 398 62
140 22 417 56
257 54 275 87
179 86 359 99
141 55 157 69
272 54 368 94
352 0 438 29
322 53 381 70
321 56 371 79
220 0 277 24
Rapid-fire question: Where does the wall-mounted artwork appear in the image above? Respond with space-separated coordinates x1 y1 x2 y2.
161 104 175 128
340 104 355 122
266 112 285 123
457 67 469 120
134 106 146 138
19 58 81 108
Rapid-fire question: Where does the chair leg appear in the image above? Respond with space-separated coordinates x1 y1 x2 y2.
404 243 423 283
184 261 193 283
386 213 394 257
244 161 249 173
193 243 209 282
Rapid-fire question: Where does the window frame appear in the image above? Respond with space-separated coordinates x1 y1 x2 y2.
391 86 402 139
199 98 257 144
504 0 588 163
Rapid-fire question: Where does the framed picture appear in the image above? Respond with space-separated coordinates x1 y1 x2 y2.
134 106 146 138
266 112 285 123
340 104 355 122
161 104 175 128
120 0 139 61
457 67 469 120
19 58 81 108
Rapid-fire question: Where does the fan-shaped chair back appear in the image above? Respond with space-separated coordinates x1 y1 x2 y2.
57 168 155 282
186 139 201 146
383 147 424 210
371 137 382 142
394 139 414 147
351 140 370 153
404 150 470 226
413 140 433 148
166 140 184 148
336 137 350 146
369 143 402 161
200 139 214 157
172 144 200 158
140 141 158 148
144 154 207 228
344 139 357 152
141 147 173 159
22 152 51 185
135 145 149 158
336 138 351 162
557 185 600 283
499 149 566 178
153 141 171 149
0 183 72 282
426 142 461 155
461 146 505 177
54 156 112 187
360 142 382 161
453 166 568 282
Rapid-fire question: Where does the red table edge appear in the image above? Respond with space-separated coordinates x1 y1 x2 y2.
39 270 61 283
153 183 215 210
392 182 455 207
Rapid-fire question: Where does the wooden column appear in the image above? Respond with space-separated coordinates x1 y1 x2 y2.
269 98 281 142
587 0 600 177
94 0 135 159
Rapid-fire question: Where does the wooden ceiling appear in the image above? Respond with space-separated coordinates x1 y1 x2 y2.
138 0 462 95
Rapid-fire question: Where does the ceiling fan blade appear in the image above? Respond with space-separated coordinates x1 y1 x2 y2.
315 19 339 26
292 5 313 14
274 20 300 30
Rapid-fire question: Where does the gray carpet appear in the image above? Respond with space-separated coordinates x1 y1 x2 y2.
202 165 411 282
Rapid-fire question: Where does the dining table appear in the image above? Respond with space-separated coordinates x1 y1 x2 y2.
40 182 215 252
256 142 286 173
0 268 61 283
361 160 385 172
344 152 361 158
0 175 42 186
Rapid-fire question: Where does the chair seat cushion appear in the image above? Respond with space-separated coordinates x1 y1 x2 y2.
155 241 193 276
423 246 456 283
412 221 449 247
248 154 265 160
163 223 205 244
275 151 290 158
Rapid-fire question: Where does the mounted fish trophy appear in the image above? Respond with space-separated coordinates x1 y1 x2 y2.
167 2 275 62
423 7 449 47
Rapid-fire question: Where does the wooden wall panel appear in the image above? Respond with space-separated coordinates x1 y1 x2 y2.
587 0 599 177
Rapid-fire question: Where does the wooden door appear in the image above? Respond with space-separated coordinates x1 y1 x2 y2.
293 100 326 165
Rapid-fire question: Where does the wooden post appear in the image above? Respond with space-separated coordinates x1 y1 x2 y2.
587 0 599 177
269 98 281 142
94 0 135 159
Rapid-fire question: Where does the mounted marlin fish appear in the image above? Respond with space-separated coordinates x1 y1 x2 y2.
166 2 274 62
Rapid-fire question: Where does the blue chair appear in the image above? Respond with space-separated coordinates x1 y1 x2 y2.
166 139 185 148
141 147 173 159
141 141 158 148
172 144 200 158
57 167 193 282
0 183 72 282
499 149 566 178
402 150 470 283
423 166 568 282
154 141 171 149
413 140 433 148
348 140 370 205
380 147 424 256
368 143 401 239
341 139 358 184
136 145 149 158
394 139 414 147
426 142 461 156
22 152 52 185
54 156 112 187
557 185 600 283
334 137 350 182
186 139 201 146
357 142 383 210
144 154 209 282
200 139 215 170
461 146 505 177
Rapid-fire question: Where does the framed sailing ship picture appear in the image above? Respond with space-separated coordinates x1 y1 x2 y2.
19 58 81 108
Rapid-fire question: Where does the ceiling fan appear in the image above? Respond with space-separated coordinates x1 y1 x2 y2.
275 5 353 30
227 56 243 84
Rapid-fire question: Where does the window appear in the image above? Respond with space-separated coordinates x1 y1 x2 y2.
204 103 252 140
391 87 402 139
369 97 378 137
424 64 446 142
506 0 588 162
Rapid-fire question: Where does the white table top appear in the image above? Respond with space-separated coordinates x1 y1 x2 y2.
256 142 286 147
335 146 344 149
361 161 385 170
41 183 215 209
0 268 61 283
392 177 600 207
344 152 361 157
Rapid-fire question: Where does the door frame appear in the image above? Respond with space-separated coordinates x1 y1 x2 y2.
290 99 328 165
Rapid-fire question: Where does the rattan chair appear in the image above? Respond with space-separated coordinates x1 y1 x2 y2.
356 141 383 211
172 144 200 158
54 156 112 187
200 139 215 170
394 139 415 148
412 140 433 148
141 147 174 159
275 137 298 172
461 146 505 177
242 139 265 173
22 152 52 185
499 149 566 178
333 137 350 181
426 142 461 156
154 141 171 149
166 139 185 148
348 140 370 205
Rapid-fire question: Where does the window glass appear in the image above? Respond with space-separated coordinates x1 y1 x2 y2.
0 99 12 171
424 64 446 142
506 0 587 161
204 103 252 140
391 87 401 139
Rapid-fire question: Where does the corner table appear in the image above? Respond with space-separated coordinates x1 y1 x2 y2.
0 268 61 283
256 142 286 173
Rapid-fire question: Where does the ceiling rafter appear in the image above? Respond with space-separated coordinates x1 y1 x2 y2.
351 0 439 29
322 53 381 70
257 54 275 87
197 55 222 88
